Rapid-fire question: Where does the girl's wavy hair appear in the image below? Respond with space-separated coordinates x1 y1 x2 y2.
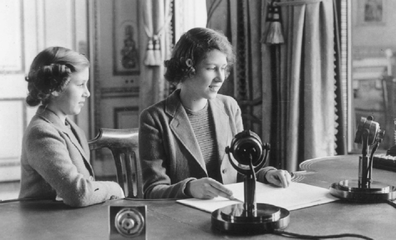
25 46 89 107
164 27 235 84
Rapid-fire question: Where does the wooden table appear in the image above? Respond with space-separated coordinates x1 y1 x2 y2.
1 155 395 240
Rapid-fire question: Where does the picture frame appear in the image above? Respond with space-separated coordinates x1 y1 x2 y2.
113 106 139 129
113 0 140 76
357 0 386 26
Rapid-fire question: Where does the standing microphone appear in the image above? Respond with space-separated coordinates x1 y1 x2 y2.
330 116 396 202
211 130 290 234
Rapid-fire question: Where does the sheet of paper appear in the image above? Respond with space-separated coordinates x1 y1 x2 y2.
177 182 338 213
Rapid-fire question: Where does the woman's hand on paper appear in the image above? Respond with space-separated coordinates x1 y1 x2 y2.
266 169 292 188
186 178 234 200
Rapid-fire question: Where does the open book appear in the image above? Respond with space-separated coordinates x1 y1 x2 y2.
177 181 338 213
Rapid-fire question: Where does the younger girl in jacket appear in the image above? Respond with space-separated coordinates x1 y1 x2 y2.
19 46 124 207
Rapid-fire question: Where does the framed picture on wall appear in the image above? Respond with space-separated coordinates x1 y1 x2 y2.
113 106 139 129
113 0 140 76
358 0 386 25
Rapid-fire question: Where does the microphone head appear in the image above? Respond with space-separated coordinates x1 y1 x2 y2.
229 130 267 166
354 116 385 145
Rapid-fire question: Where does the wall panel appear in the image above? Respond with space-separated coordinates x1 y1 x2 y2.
0 0 88 182
89 0 140 178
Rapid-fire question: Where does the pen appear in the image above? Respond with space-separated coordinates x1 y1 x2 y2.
228 195 243 203
210 182 242 202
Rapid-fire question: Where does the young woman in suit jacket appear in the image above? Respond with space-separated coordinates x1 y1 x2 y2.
139 27 291 199
19 47 124 207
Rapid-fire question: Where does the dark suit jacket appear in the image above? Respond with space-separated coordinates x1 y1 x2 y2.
139 90 274 199
19 106 123 207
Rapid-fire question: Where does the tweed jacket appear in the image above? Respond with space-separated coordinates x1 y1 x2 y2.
139 89 275 199
19 106 123 207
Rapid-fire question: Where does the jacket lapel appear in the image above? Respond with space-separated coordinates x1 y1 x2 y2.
36 107 90 166
166 90 207 173
65 119 90 162
210 99 232 163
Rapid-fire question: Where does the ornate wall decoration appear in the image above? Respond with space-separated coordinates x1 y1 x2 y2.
113 0 140 75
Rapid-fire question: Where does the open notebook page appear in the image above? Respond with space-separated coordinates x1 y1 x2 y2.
177 181 338 213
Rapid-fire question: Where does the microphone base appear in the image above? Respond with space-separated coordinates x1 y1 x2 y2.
330 179 396 202
211 203 290 235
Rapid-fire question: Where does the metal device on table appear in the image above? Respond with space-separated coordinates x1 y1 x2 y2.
373 117 396 172
211 130 290 234
109 204 147 240
330 116 396 202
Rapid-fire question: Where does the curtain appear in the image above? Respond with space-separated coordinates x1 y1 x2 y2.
174 0 207 40
139 0 207 111
207 0 272 143
139 0 173 112
333 0 347 155
279 0 336 171
207 0 338 172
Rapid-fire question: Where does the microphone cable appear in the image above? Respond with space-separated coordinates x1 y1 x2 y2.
272 230 373 240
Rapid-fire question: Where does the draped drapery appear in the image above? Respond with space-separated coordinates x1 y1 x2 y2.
174 0 207 40
207 0 272 142
139 0 173 112
279 0 336 171
206 0 340 171
333 0 347 155
139 0 208 111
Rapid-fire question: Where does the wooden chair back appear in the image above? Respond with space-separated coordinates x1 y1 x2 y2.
89 128 143 198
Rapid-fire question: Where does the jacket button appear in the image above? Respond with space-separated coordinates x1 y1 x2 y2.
222 169 226 174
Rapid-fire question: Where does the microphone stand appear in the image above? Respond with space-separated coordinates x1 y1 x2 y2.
359 129 371 188
330 117 396 202
244 154 256 217
211 131 290 234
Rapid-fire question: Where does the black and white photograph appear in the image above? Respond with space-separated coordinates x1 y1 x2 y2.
0 0 395 239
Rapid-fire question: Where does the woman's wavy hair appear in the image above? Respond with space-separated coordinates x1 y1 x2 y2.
25 46 89 107
164 27 234 84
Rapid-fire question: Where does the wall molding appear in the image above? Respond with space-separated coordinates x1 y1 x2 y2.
100 86 139 99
